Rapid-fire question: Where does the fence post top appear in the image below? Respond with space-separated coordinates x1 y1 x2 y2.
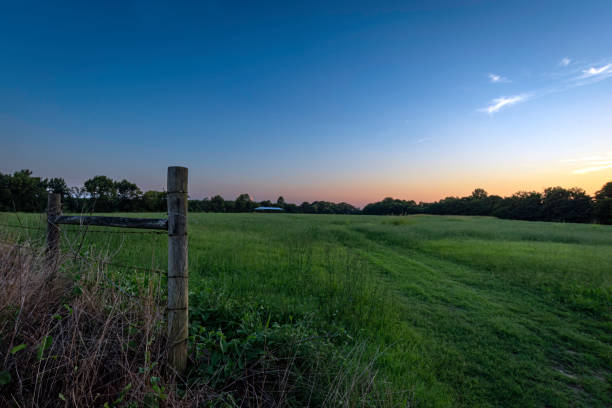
47 193 61 211
167 167 188 193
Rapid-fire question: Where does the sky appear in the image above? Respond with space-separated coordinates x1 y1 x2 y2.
1 0 611 207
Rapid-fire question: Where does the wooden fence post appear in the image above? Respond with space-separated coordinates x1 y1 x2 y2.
167 166 188 374
46 193 61 270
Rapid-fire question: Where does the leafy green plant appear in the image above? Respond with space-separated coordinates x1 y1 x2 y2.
10 344 26 354
187 291 363 406
37 336 53 360
0 370 11 386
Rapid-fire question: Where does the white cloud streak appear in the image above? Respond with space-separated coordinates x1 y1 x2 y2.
563 153 612 175
481 94 529 114
581 64 612 78
561 155 609 163
479 58 612 114
572 163 612 174
488 73 510 83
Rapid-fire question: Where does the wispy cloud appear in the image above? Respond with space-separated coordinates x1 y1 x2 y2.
480 94 529 114
561 155 609 163
563 153 612 174
573 163 612 174
580 64 612 78
488 73 510 83
479 57 612 114
415 137 431 144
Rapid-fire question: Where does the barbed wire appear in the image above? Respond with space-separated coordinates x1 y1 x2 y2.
0 241 43 251
1 239 166 302
68 249 166 302
0 239 166 274
0 222 166 235
0 222 45 231
84 256 167 275
1 192 167 303
100 273 161 302
1 221 167 281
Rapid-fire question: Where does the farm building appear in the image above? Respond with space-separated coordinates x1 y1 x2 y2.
253 206 284 212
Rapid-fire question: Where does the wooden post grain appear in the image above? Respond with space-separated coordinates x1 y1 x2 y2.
167 166 188 374
46 193 61 270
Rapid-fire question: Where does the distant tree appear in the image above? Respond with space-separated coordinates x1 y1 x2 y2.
465 189 499 215
595 181 612 200
284 203 299 213
84 176 115 200
64 186 89 212
115 180 141 201
0 170 47 212
226 200 237 212
235 193 254 212
311 201 334 214
189 198 209 212
541 186 592 223
45 177 69 197
493 191 543 220
115 179 142 211
210 195 225 212
335 202 361 214
594 181 612 224
363 197 418 215
84 175 116 211
201 197 212 211
471 188 488 200
0 172 11 211
300 201 313 213
1 167 605 223
142 190 167 212
425 196 465 215
486 195 504 214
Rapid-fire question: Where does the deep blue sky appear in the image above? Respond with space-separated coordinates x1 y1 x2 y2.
2 1 611 205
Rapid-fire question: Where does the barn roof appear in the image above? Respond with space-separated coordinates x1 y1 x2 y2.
254 206 284 211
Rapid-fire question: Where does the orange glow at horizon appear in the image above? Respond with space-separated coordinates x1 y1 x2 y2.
264 168 612 208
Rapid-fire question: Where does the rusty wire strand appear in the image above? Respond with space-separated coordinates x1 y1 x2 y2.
0 222 166 235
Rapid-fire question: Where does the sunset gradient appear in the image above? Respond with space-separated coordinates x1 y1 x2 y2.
1 1 611 207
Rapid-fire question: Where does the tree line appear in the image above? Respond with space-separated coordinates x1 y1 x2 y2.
0 170 360 215
362 185 612 224
1 169 610 224
0 171 167 213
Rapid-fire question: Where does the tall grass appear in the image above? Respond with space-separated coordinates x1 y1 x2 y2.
0 239 178 407
0 228 397 407
1 212 611 407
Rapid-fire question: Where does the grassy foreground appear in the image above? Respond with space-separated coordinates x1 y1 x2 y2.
1 213 611 407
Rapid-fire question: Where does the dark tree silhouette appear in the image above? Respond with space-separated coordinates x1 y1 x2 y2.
1 170 609 224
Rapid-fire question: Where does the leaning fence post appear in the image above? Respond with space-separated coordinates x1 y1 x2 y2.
167 166 188 374
46 193 61 270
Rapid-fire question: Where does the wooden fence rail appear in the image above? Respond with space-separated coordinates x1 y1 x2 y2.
45 166 189 374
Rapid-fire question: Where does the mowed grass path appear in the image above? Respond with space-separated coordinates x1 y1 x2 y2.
1 213 611 407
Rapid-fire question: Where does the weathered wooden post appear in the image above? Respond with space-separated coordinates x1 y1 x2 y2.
167 166 188 374
46 193 61 269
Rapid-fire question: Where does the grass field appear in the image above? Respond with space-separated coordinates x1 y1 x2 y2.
1 213 611 407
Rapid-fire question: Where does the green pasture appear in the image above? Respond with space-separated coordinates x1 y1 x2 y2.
1 213 611 407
